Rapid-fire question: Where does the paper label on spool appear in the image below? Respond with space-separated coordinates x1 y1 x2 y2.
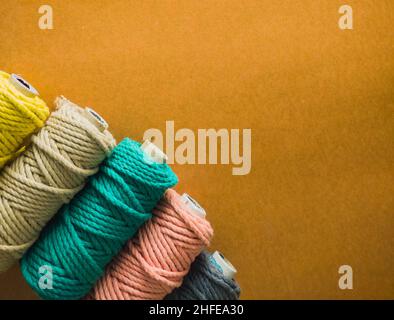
209 251 237 280
141 140 168 164
84 107 108 132
9 74 39 97
181 193 206 218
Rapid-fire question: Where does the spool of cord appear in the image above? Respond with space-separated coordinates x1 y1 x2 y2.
165 251 241 300
87 189 214 300
0 71 49 168
0 96 115 272
21 138 178 300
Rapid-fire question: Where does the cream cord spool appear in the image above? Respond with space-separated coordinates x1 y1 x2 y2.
0 96 116 272
0 71 49 168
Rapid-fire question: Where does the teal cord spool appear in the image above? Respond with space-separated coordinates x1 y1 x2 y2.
21 138 178 300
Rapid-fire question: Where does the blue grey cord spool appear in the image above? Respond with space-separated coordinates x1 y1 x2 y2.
165 251 241 300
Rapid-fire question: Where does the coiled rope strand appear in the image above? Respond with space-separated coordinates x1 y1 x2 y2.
0 96 115 272
0 71 49 168
87 189 214 300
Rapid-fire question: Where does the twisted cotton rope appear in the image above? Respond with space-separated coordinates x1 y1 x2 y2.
21 138 178 300
87 188 213 300
165 251 241 300
0 96 115 272
0 71 49 168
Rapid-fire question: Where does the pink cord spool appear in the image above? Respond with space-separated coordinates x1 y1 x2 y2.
87 189 214 300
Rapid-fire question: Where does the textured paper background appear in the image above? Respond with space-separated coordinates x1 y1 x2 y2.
0 0 393 299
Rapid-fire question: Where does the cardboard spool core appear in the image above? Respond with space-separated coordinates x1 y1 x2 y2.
181 193 206 218
141 140 168 164
84 107 109 132
210 251 237 280
9 74 39 97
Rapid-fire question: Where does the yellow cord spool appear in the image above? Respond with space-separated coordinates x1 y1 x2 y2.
0 71 49 168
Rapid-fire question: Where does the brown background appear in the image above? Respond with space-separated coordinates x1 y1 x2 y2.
0 0 393 299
